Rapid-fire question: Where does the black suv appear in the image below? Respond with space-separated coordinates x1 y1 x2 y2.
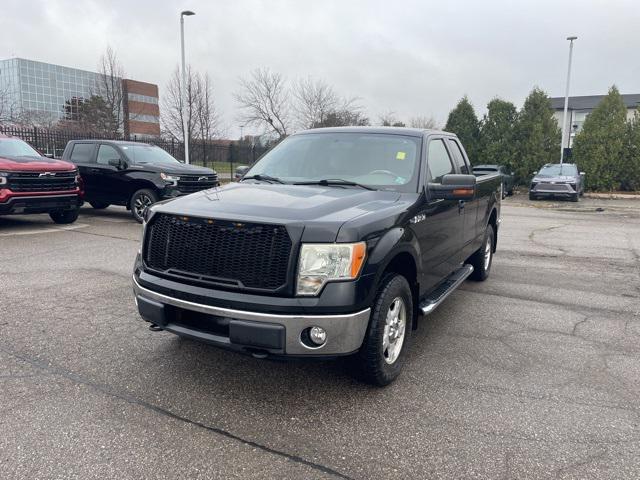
62 140 218 222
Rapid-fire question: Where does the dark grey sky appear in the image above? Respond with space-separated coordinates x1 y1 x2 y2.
2 0 639 136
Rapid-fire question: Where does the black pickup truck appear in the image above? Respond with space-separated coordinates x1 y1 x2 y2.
62 140 218 222
133 127 501 385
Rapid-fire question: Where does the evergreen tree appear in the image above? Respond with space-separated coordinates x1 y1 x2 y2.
445 96 480 164
477 98 517 171
512 87 560 183
620 109 640 191
572 85 627 191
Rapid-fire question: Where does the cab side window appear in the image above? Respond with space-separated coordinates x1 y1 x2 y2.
427 139 454 183
447 139 470 174
97 145 121 166
70 143 95 163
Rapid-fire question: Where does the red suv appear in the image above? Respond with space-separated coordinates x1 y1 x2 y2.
0 134 82 223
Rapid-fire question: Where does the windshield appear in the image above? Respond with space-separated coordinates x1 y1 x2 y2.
245 133 421 191
0 139 41 158
537 164 578 176
121 144 180 165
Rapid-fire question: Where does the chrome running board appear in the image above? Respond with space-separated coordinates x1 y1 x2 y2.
419 264 474 315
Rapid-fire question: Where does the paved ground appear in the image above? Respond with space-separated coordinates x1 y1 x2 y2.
1 195 639 479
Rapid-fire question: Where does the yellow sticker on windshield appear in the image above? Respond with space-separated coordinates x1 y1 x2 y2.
396 151 406 160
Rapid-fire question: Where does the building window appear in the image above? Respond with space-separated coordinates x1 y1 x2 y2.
127 92 158 105
130 113 159 124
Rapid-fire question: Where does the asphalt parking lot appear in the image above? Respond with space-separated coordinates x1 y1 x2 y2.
1 195 639 479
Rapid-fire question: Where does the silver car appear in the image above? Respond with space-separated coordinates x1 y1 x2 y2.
529 163 585 202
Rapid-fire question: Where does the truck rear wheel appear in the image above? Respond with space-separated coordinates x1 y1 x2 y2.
470 225 494 281
355 273 413 386
130 189 158 223
50 208 79 224
90 202 110 209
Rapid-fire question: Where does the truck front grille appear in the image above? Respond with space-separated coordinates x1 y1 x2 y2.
144 214 292 291
177 175 218 193
8 171 77 192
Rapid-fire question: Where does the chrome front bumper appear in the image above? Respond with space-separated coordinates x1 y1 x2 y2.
132 276 371 356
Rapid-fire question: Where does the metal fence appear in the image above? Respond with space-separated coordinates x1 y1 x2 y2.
0 125 269 173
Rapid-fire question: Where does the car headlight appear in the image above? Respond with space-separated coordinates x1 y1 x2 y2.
297 242 366 296
0 172 7 185
160 172 180 183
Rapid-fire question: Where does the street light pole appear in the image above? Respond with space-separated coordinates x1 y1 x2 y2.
560 36 577 164
180 10 195 164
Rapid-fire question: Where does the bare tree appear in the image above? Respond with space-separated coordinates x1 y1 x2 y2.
0 84 18 123
161 66 199 143
195 72 221 141
378 110 405 127
293 77 340 129
96 46 125 135
409 115 438 129
234 68 290 139
15 109 60 129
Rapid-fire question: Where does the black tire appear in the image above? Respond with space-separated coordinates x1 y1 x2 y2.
529 193 537 201
355 274 413 386
570 193 579 202
508 188 514 196
49 208 79 224
469 225 494 281
129 189 158 223
90 202 110 209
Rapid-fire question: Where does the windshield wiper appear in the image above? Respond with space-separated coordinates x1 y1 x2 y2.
242 174 285 184
294 179 375 190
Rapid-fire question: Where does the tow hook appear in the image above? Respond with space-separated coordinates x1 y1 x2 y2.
148 324 163 332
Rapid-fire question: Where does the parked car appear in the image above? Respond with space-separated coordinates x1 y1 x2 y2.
473 164 514 197
62 140 218 222
529 163 584 202
234 164 250 180
132 127 502 385
0 134 81 223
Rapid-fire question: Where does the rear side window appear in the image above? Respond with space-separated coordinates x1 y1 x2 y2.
97 145 121 165
447 139 469 174
70 143 95 163
427 139 454 183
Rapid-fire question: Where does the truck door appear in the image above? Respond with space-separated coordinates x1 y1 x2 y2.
68 143 97 201
414 138 465 291
95 144 129 204
447 138 478 258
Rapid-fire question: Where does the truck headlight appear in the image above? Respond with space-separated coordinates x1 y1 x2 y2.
0 172 7 185
160 172 180 183
297 242 366 296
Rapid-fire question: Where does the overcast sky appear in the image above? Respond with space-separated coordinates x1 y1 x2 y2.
1 0 639 136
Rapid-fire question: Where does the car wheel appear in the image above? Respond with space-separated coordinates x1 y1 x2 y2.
90 202 110 209
529 193 537 201
130 189 158 223
470 225 494 281
49 208 79 224
355 273 413 386
570 193 579 202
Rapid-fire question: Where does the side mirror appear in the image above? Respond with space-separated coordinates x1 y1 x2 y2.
531 171 537 175
108 158 125 169
44 153 55 159
580 172 585 176
428 174 476 201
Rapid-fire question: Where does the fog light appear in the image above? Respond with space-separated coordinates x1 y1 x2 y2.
309 326 327 346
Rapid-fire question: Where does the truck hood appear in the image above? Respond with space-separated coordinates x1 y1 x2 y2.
153 182 403 242
0 155 76 172
129 162 214 175
533 175 577 183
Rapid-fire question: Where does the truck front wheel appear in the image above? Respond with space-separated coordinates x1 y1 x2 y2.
355 274 413 386
49 208 79 224
130 189 158 223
